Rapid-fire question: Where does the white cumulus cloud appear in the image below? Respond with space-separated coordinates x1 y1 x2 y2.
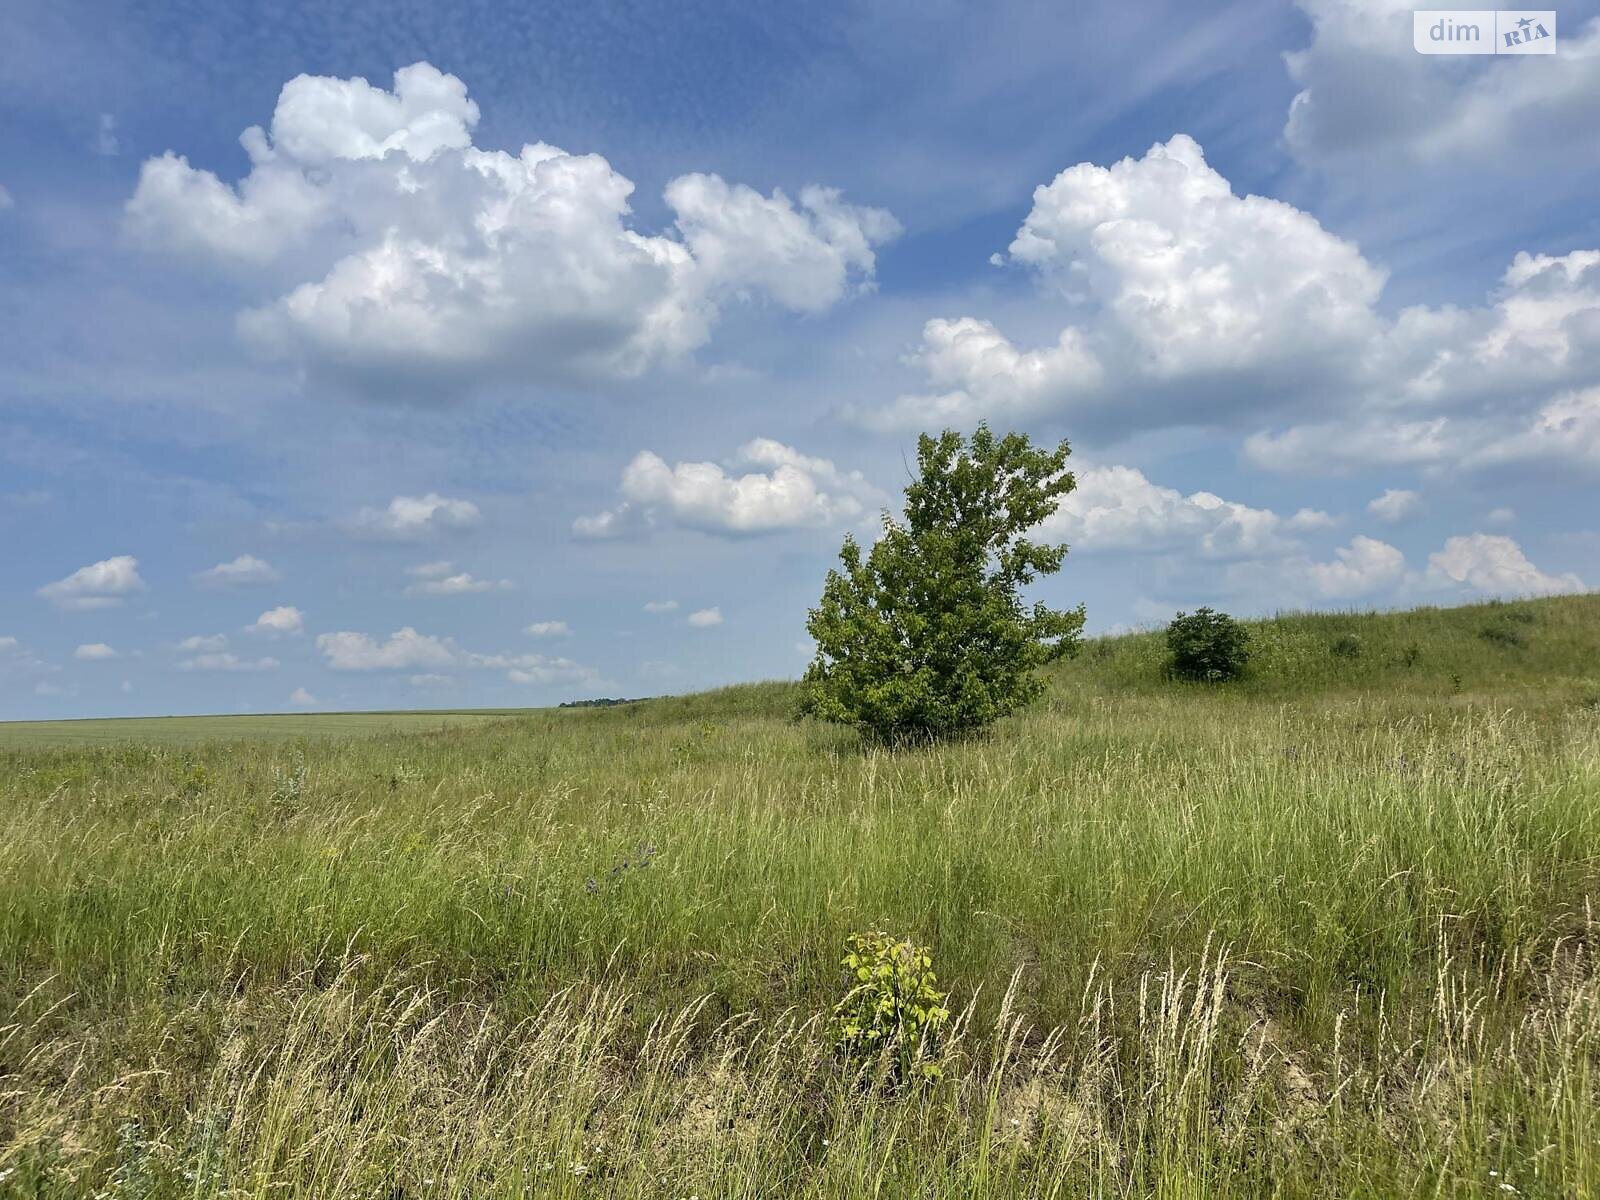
315 625 599 686
177 633 229 652
1425 534 1585 597
73 643 118 660
524 620 571 637
193 554 280 588
1039 463 1319 559
125 63 896 399
289 686 317 706
868 135 1382 434
38 556 145 610
666 173 900 312
248 605 304 635
870 317 1102 429
1303 535 1407 599
1367 489 1420 524
350 493 481 540
867 138 1600 484
316 626 460 671
459 649 598 686
576 438 882 538
501 656 598 686
1228 535 1408 602
1007 134 1382 376
1244 256 1600 477
687 607 723 628
1284 1 1600 174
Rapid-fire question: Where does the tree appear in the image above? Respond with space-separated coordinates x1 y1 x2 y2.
802 425 1085 742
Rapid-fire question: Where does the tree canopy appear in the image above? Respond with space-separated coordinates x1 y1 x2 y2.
803 425 1085 741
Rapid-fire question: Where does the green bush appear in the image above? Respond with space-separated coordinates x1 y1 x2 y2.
803 425 1085 742
1166 607 1251 682
831 931 950 1086
1487 601 1537 625
1331 632 1363 659
1480 623 1528 650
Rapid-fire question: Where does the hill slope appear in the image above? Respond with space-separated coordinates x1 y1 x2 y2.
571 591 1600 726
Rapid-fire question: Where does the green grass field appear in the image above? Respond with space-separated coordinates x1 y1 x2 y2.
0 709 542 750
2 595 1599 1197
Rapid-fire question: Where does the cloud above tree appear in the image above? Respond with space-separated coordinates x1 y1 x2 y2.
576 438 884 538
863 136 1600 487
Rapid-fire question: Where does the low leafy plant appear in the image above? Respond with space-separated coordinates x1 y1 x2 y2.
269 751 309 813
102 1119 160 1199
175 758 210 803
1166 607 1251 682
387 762 425 790
832 931 951 1086
1487 601 1537 625
1331 633 1363 659
1479 623 1528 650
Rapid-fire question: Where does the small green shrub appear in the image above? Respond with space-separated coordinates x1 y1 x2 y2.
1398 642 1423 669
832 931 950 1085
1331 633 1363 659
175 759 210 802
270 751 309 813
1166 607 1251 682
1480 623 1528 650
1487 601 1537 625
103 1120 160 1199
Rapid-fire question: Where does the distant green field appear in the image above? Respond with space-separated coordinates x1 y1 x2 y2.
0 708 538 749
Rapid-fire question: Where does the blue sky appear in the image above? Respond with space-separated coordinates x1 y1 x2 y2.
3 0 1598 719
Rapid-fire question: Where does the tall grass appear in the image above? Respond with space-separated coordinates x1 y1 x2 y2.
1 594 1598 1196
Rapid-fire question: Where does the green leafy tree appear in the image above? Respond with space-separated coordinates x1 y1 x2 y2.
803 425 1085 742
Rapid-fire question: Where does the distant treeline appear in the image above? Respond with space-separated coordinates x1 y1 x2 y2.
557 697 645 709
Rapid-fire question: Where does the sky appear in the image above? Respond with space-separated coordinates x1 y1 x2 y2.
2 0 1598 719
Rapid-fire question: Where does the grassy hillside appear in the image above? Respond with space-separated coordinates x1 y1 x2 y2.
1 595 1598 1197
